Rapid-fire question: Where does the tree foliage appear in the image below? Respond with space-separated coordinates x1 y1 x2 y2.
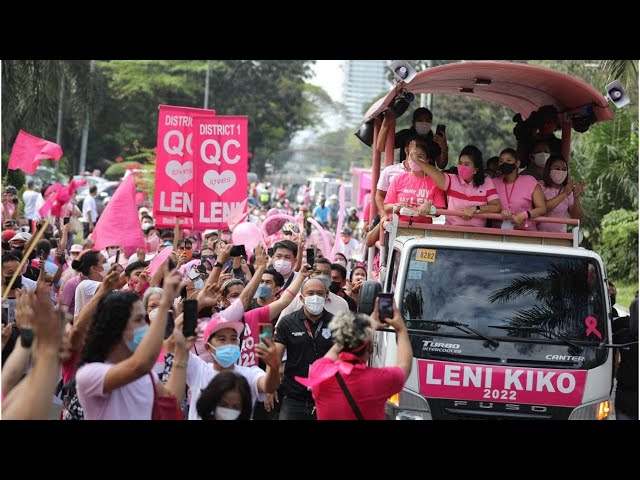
599 209 638 282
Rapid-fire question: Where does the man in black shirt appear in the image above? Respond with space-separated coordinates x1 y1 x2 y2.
612 297 638 420
274 278 334 420
330 263 358 313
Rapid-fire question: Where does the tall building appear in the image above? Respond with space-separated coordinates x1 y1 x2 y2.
342 60 390 126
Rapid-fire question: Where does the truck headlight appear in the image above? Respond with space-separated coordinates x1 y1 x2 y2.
568 400 611 420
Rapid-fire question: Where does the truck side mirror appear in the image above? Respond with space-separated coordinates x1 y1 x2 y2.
359 280 382 315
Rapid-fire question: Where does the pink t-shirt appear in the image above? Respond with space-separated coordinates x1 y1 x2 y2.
443 174 500 227
493 175 539 231
537 181 574 233
302 353 405 420
61 275 83 314
384 172 446 224
75 362 155 420
240 305 270 367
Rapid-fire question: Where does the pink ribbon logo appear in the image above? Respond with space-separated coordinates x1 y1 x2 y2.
584 316 602 340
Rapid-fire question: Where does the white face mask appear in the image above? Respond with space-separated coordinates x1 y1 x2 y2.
97 262 111 278
532 152 550 167
215 406 241 420
274 259 292 276
414 122 432 135
304 295 326 315
107 248 119 258
142 222 153 229
148 308 158 322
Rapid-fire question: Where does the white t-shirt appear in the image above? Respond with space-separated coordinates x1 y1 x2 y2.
185 352 266 420
76 362 155 420
74 279 101 317
22 190 43 221
82 195 98 223
377 163 408 192
338 238 361 260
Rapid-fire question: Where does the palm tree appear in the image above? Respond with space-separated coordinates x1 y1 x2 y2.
602 60 638 90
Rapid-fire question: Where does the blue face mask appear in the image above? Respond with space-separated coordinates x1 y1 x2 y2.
193 278 205 290
256 284 272 300
213 344 241 368
125 325 149 352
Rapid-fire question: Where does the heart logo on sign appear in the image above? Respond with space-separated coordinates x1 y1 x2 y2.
165 161 193 187
203 170 236 196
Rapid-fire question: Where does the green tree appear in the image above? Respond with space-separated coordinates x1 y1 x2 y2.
599 209 638 283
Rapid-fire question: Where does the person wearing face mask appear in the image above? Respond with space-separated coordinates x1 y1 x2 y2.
376 107 449 169
248 267 285 311
270 240 299 292
536 154 586 233
124 261 150 297
295 302 412 420
273 278 335 420
184 316 280 420
338 227 360 261
412 143 502 226
520 140 551 180
383 141 446 224
196 371 253 420
492 148 547 231
73 250 112 321
330 263 357 313
75 271 194 419
277 259 350 322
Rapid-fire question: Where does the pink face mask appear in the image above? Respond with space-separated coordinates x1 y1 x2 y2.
457 165 475 182
550 170 568 185
409 160 422 172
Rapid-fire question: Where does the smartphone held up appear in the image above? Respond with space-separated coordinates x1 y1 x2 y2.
377 293 394 323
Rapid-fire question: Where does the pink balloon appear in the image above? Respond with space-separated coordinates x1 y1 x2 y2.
232 222 263 253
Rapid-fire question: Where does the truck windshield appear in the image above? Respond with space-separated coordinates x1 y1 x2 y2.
402 247 607 344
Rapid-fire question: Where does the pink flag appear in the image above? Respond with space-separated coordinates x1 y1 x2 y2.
39 179 86 218
8 130 63 174
148 246 174 277
92 175 145 252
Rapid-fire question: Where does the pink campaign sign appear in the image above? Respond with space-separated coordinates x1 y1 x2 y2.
192 116 248 230
153 105 215 218
154 215 194 230
417 359 587 407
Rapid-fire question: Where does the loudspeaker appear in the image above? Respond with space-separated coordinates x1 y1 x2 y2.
389 60 417 84
359 280 382 315
605 80 630 109
355 121 374 147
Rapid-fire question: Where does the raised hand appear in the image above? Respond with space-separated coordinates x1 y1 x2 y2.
255 337 280 370
162 267 184 303
573 180 587 198
171 312 198 352
217 243 233 265
254 244 267 269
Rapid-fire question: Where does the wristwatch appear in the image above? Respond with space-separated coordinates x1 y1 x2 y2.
214 261 225 269
475 205 481 214
20 327 34 348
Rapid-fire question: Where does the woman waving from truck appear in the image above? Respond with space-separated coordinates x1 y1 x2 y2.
537 154 586 232
412 143 502 226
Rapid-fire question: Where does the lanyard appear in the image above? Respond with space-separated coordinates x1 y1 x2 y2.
504 176 519 210
304 318 324 357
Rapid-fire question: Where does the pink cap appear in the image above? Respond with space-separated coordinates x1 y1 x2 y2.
203 316 244 343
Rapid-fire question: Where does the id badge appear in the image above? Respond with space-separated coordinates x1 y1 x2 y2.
307 363 314 390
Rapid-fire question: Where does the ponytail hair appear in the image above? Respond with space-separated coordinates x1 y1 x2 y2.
71 250 100 275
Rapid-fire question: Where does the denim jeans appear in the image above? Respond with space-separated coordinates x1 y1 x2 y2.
279 397 317 420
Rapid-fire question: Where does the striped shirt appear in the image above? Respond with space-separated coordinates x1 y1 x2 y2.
443 174 499 227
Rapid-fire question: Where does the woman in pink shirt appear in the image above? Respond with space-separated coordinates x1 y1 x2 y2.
383 139 446 224
493 148 547 230
414 144 502 226
537 154 586 232
295 300 412 420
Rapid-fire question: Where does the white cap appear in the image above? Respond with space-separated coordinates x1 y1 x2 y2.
204 229 217 237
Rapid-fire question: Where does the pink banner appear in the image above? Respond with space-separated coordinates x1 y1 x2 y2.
153 105 215 218
192 116 248 230
154 215 193 229
417 359 587 408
